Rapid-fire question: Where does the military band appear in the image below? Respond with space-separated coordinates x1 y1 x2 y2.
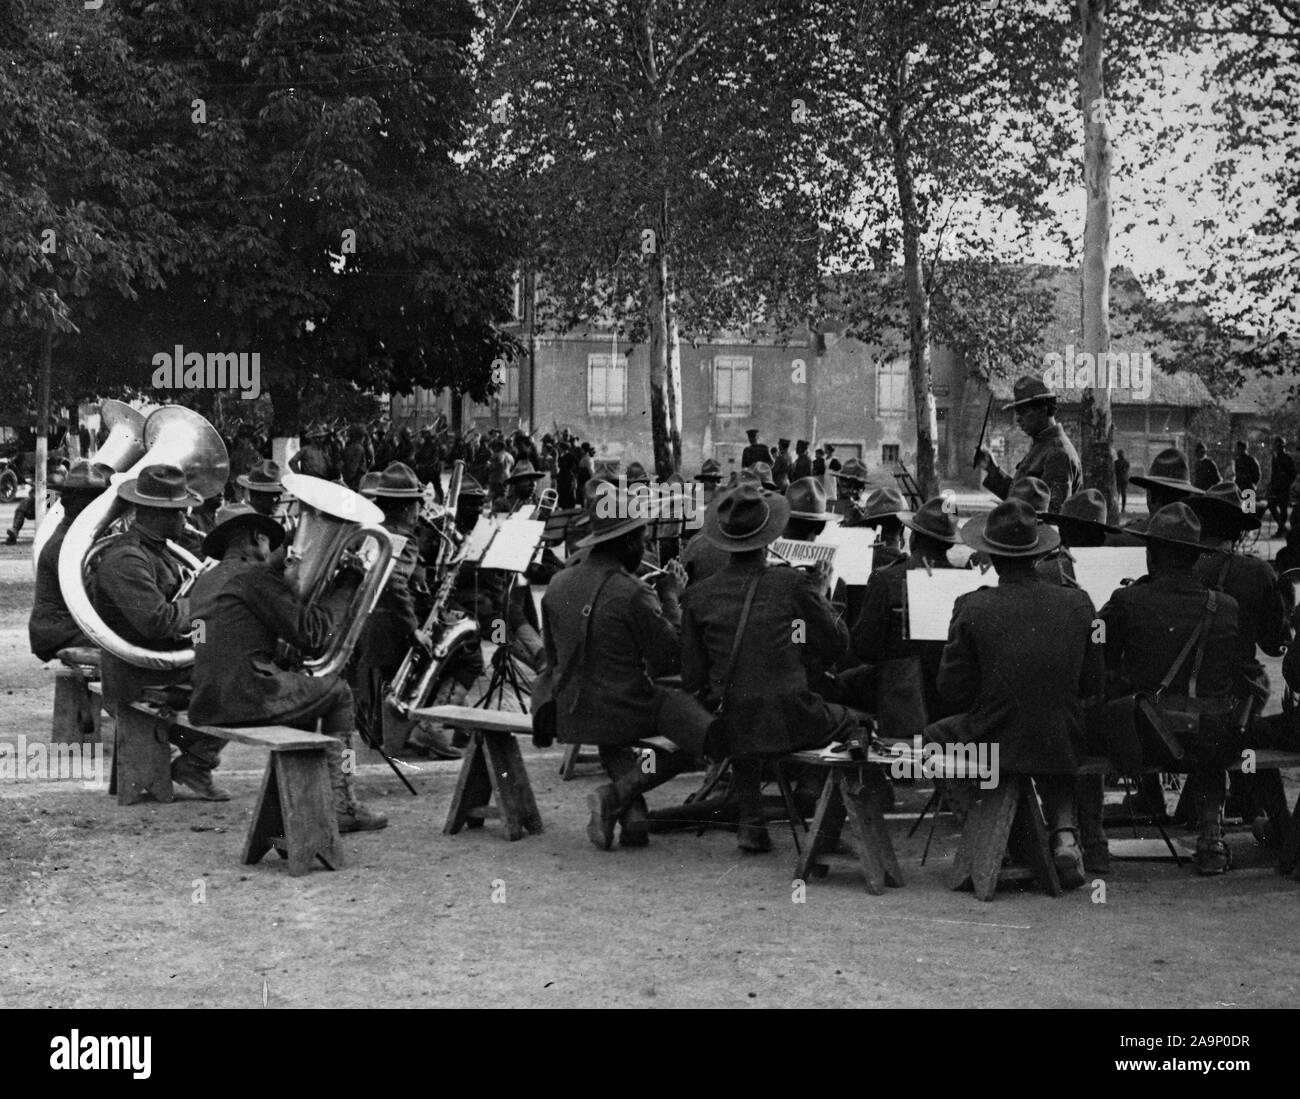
23 386 1297 881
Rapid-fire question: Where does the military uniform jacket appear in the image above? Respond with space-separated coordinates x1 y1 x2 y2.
542 557 682 746
851 554 950 717
682 531 732 585
355 518 422 673
983 423 1082 512
1034 547 1078 588
741 443 770 468
91 526 192 707
1098 571 1240 703
29 519 89 662
1194 549 1287 702
771 453 792 490
188 555 350 727
681 559 849 753
341 442 368 491
937 570 1102 773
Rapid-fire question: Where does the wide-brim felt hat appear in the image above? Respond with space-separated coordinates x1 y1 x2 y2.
1187 480 1261 534
237 459 284 493
370 462 423 498
961 499 1060 557
202 502 286 559
1039 488 1124 539
749 461 777 491
1128 448 1203 495
61 460 113 496
576 485 650 548
624 461 652 486
1002 375 1057 411
507 460 546 483
785 476 836 521
116 463 203 509
1130 502 1208 550
858 485 908 524
703 483 790 552
834 457 870 483
900 497 961 544
1007 476 1051 515
694 458 723 482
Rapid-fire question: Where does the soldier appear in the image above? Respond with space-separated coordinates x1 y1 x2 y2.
29 461 113 662
288 423 332 479
236 459 289 525
1232 440 1260 496
741 428 768 470
936 499 1104 888
1192 442 1220 493
682 483 862 852
1129 448 1204 514
188 503 387 831
1098 504 1241 875
830 457 870 516
771 438 793 491
92 465 227 800
543 490 709 850
342 425 370 493
1035 488 1118 588
975 376 1082 512
791 439 812 481
845 487 909 572
493 460 547 515
851 496 963 724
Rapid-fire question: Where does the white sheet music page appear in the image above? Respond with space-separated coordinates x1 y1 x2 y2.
1068 547 1147 611
480 519 545 572
905 569 993 641
816 526 875 585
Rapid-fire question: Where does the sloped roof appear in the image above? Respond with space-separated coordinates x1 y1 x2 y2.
1222 373 1300 415
987 364 1213 407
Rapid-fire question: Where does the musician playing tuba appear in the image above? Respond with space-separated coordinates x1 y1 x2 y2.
187 502 388 831
91 465 228 800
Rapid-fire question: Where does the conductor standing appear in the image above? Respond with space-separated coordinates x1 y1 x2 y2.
976 376 1082 514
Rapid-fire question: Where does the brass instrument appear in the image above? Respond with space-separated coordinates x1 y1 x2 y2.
386 460 481 718
278 472 397 679
33 399 150 573
59 405 230 670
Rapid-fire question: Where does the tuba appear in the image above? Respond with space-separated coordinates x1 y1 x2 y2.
59 406 229 669
278 472 396 679
32 399 151 573
386 460 481 718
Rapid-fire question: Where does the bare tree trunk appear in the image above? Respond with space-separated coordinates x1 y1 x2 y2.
889 80 940 501
1079 0 1117 519
35 327 51 528
645 98 680 480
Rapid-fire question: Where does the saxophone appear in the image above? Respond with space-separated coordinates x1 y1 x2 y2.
385 461 481 717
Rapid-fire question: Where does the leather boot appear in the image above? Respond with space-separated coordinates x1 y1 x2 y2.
331 733 388 833
1039 775 1084 889
732 757 771 853
1194 771 1230 875
405 681 469 759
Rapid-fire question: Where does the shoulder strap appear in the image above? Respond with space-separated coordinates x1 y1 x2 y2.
556 569 617 705
1157 589 1218 699
716 573 763 714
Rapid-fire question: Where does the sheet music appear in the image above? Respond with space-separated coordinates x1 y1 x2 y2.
1069 547 1147 611
461 515 499 563
816 526 875 585
480 518 545 572
770 539 837 566
906 569 992 641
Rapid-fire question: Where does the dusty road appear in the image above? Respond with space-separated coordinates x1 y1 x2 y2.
1 515 1297 1009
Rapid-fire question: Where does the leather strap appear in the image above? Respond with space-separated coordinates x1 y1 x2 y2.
1156 589 1217 701
716 573 763 716
559 569 617 713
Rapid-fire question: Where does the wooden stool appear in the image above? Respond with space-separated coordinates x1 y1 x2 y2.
111 702 174 805
52 648 103 748
948 775 1061 901
416 706 543 841
791 754 903 895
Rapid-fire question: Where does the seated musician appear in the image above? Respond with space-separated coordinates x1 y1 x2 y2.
934 499 1104 889
237 459 287 522
681 483 863 853
1097 503 1240 875
850 496 962 725
1035 488 1115 587
493 460 546 515
543 489 710 851
349 463 428 754
684 468 765 584
188 503 388 831
91 465 227 800
830 457 870 518
845 486 908 573
29 461 112 663
1111 448 1204 546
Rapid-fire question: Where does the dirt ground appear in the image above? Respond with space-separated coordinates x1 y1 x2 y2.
2 502 1298 1009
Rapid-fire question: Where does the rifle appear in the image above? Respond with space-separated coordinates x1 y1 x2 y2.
972 394 994 470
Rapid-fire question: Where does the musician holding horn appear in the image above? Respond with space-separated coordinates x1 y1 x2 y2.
91 465 228 800
187 502 388 831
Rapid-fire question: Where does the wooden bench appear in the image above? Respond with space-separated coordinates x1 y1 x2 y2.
51 648 103 748
559 743 602 780
784 749 905 894
112 701 344 876
414 706 543 841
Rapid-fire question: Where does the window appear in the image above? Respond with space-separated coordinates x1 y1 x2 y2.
876 358 909 415
587 353 627 416
474 361 520 416
881 444 900 465
713 355 753 415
